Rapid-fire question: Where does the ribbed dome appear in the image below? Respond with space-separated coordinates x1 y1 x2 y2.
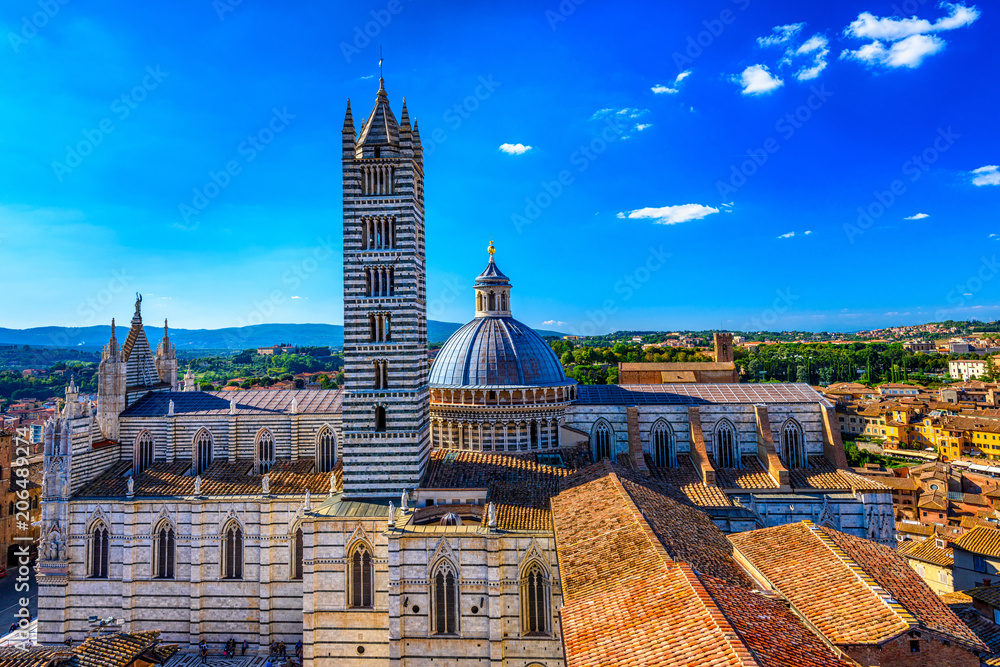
429 317 570 388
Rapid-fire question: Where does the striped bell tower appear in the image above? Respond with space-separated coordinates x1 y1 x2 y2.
341 77 429 498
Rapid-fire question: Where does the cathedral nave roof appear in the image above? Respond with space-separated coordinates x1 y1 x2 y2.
121 388 343 417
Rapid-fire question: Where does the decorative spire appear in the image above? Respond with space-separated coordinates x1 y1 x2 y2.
487 237 495 258
163 319 169 341
400 98 410 128
343 99 354 133
132 292 143 325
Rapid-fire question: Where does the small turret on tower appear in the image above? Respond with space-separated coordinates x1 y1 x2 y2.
156 318 178 390
474 240 513 318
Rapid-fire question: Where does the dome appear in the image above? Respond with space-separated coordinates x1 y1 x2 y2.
429 316 570 388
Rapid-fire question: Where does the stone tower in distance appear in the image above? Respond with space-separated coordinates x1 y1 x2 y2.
341 77 429 499
713 332 734 363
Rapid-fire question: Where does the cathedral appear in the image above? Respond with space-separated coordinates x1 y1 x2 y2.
36 77 893 666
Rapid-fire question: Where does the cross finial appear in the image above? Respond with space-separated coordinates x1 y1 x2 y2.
487 237 496 257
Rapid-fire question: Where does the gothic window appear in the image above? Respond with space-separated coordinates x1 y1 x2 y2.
432 561 459 635
375 406 387 432
222 521 243 580
715 420 740 468
349 543 374 607
316 427 336 473
90 521 109 579
521 562 550 636
781 419 807 469
194 429 213 476
256 429 275 474
154 521 175 579
373 360 389 390
650 420 676 467
593 420 613 461
488 291 495 310
134 430 154 475
291 527 304 581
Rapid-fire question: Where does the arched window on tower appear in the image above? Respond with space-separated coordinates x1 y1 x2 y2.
349 542 374 607
375 406 387 432
256 429 275 474
134 430 154 475
432 561 459 635
291 527 304 581
714 420 740 468
316 427 336 473
90 521 110 579
194 429 213 476
650 420 676 467
521 561 550 636
592 420 613 461
221 521 243 580
781 419 807 468
153 521 175 579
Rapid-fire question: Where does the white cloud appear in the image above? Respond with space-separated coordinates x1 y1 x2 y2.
590 108 650 137
845 3 979 41
778 231 796 239
972 165 1000 186
541 320 567 327
734 64 784 95
804 230 813 235
618 204 720 225
841 3 979 69
499 143 532 155
291 295 302 299
791 35 830 80
841 34 945 68
758 23 805 47
653 69 693 93
904 212 930 219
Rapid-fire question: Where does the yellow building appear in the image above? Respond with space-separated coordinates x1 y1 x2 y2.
899 537 954 594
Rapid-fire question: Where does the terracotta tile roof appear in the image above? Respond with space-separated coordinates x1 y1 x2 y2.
897 521 935 537
699 573 858 667
617 476 752 587
731 521 986 651
967 586 1000 609
576 382 829 405
0 631 177 667
713 456 779 490
646 456 734 507
953 525 1000 558
954 607 1000 666
75 459 340 498
553 472 851 666
939 590 973 606
822 526 984 650
897 537 953 567
918 493 949 510
789 456 891 492
423 450 569 530
560 565 754 667
869 475 920 491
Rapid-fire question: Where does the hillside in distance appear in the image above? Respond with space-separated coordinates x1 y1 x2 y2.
0 321 565 351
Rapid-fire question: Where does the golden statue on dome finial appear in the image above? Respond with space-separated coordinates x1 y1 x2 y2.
488 237 496 257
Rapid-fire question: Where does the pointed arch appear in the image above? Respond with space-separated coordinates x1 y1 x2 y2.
153 518 175 579
221 519 243 580
193 428 213 476
316 425 337 473
714 418 740 469
520 559 551 636
89 520 110 579
780 418 807 468
133 430 154 475
431 558 459 635
348 539 374 608
591 419 614 461
649 419 676 467
255 428 275 474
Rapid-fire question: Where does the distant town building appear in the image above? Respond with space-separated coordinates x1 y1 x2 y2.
256 344 295 355
951 359 990 382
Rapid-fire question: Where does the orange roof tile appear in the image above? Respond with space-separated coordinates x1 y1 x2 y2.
953 525 1000 558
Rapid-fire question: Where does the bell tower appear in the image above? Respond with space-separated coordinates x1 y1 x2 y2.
341 77 429 498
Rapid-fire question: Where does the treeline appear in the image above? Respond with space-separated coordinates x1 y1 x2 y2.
188 349 345 390
549 340 711 385
0 361 97 407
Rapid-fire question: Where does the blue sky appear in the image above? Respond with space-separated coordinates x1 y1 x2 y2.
1 0 997 335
